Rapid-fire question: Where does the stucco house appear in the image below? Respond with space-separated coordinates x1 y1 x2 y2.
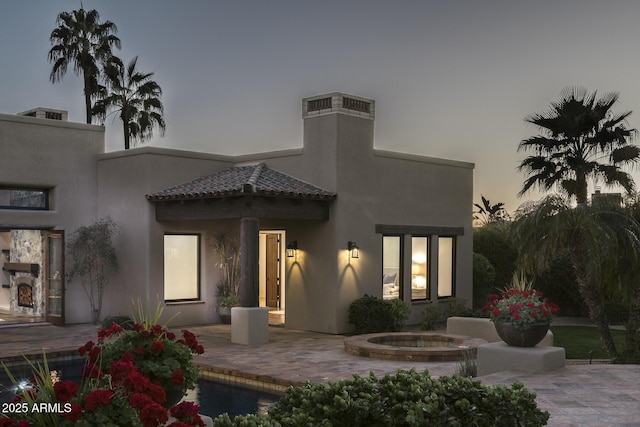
0 92 474 334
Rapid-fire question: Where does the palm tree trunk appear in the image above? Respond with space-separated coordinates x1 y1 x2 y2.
83 74 93 124
123 122 130 150
572 252 619 361
623 280 640 362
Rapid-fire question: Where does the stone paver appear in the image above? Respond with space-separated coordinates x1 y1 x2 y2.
0 322 638 426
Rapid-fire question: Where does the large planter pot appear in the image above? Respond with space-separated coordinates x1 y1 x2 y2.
219 306 232 324
164 385 186 408
493 322 549 347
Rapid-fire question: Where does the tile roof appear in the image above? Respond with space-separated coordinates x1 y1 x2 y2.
146 163 336 202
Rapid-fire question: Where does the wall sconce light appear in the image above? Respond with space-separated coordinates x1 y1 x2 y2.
286 240 298 258
348 241 359 259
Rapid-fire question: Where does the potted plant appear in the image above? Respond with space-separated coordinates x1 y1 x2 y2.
482 273 560 347
89 299 204 407
211 232 241 324
1 301 206 426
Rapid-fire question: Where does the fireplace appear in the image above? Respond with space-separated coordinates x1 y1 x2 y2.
15 276 34 308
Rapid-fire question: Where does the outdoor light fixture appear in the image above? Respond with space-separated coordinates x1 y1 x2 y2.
286 240 298 258
348 241 359 259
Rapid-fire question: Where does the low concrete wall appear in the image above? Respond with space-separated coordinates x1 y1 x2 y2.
446 317 553 346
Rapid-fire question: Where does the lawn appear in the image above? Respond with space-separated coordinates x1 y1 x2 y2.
550 325 626 360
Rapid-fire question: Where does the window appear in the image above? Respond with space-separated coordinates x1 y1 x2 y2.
438 237 455 298
0 187 49 210
382 236 402 300
411 237 429 301
377 225 462 302
164 234 200 301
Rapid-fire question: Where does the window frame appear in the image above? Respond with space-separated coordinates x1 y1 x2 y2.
163 233 201 302
410 236 430 302
381 235 403 301
437 236 456 299
0 186 49 210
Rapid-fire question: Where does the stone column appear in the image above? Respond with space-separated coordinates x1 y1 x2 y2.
239 217 260 307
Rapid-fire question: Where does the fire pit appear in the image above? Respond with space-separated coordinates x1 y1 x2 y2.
344 332 486 362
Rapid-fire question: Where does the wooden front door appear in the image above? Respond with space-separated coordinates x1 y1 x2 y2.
44 230 65 324
265 234 280 308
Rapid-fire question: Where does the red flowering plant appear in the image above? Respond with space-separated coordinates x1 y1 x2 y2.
89 298 204 402
0 299 206 427
482 273 560 331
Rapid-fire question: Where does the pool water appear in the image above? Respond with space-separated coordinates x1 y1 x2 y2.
0 358 281 418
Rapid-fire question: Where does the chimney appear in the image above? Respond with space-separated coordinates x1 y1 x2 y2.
17 107 68 122
302 92 375 120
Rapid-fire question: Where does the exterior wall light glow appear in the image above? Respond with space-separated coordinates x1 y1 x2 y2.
348 241 359 259
286 240 298 258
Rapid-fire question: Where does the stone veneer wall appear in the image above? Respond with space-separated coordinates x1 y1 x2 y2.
10 230 44 315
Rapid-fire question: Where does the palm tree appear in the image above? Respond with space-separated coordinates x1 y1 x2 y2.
473 195 510 226
93 56 166 150
512 196 640 361
518 87 640 205
48 7 121 124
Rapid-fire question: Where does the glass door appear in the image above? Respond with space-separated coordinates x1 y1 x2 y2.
45 231 64 324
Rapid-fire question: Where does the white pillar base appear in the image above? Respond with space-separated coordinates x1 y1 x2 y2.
231 307 269 345
477 342 565 376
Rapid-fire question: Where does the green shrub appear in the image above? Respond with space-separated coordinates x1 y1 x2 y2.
212 413 280 426
473 224 517 290
101 315 133 330
266 369 549 427
473 252 497 309
348 294 410 334
421 301 441 330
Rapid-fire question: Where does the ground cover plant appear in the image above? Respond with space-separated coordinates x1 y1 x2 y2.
212 369 549 426
551 326 625 360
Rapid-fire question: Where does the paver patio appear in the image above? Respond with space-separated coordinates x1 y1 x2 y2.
0 322 638 426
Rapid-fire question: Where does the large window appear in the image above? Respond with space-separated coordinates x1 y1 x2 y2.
164 234 200 301
411 237 429 301
438 237 455 298
382 236 401 300
0 187 49 210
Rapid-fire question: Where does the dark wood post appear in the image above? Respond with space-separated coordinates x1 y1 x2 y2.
239 217 260 307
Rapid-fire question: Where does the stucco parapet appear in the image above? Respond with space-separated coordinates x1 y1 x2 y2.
0 112 104 133
98 146 303 164
374 149 474 169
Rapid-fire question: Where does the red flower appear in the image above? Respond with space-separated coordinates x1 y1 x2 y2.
110 360 136 383
492 308 501 317
54 380 79 402
531 311 538 318
139 402 169 427
147 382 167 404
84 389 113 410
78 340 94 357
170 401 205 426
123 371 150 393
129 392 154 409
512 313 520 321
151 341 165 354
170 370 185 386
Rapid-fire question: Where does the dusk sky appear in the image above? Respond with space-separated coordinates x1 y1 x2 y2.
3 1 640 214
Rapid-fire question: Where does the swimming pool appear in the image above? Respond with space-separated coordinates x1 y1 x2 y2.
0 358 281 418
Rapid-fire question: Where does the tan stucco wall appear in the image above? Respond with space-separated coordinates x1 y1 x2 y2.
0 113 104 323
264 112 474 333
0 93 473 333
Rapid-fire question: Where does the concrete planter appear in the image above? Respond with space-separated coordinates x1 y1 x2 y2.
494 322 549 347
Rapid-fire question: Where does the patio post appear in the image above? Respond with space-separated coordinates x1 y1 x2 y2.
239 217 259 307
